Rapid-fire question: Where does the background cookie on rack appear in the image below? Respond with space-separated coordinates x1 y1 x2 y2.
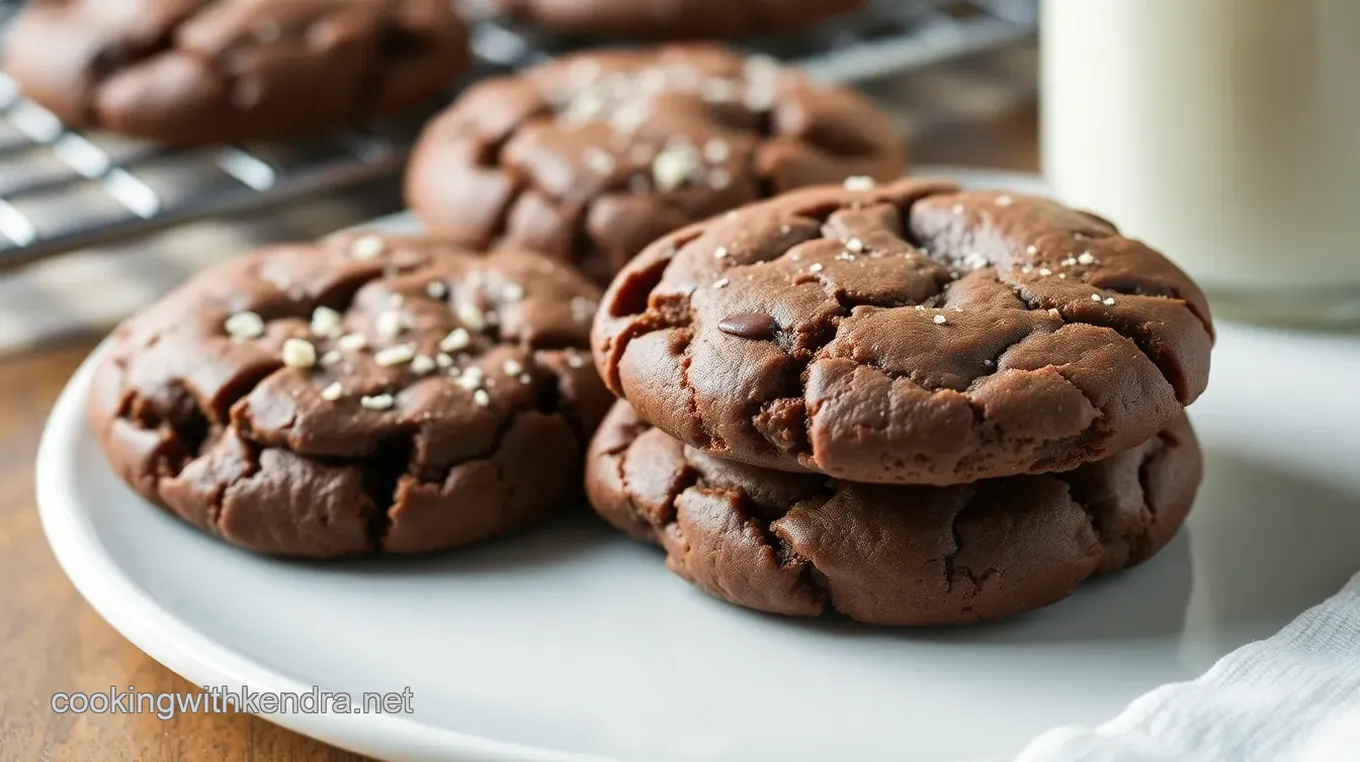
405 44 905 284
2 0 470 145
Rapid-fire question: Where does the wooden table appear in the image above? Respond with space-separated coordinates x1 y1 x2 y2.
0 107 1038 762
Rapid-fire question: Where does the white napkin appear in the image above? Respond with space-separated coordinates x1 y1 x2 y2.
1016 572 1360 762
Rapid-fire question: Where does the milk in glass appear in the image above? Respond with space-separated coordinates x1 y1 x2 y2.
1043 0 1360 323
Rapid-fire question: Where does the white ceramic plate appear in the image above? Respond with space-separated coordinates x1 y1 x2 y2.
37 172 1360 762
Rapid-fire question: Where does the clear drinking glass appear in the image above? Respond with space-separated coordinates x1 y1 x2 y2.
1042 0 1360 326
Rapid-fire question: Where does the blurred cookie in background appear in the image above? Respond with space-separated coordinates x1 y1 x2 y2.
405 44 905 284
489 0 864 40
2 0 470 145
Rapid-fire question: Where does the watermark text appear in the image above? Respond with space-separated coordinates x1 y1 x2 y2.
50 685 413 721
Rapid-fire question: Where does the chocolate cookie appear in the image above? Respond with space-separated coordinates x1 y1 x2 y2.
492 0 864 40
593 178 1214 485
405 45 905 284
587 402 1201 625
88 233 612 557
3 0 469 145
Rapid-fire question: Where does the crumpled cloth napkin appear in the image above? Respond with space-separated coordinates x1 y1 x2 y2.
1017 572 1360 762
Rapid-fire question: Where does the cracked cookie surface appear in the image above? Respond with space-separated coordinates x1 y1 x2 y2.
88 233 612 557
3 0 469 144
593 178 1214 485
405 44 905 285
587 401 1201 625
492 0 864 40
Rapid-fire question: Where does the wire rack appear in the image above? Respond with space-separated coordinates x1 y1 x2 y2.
0 0 1036 272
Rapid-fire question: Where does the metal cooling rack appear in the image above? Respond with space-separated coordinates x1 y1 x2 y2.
0 0 1036 271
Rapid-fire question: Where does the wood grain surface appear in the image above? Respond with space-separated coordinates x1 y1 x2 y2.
0 106 1037 762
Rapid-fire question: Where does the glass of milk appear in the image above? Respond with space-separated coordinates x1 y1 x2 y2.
1042 0 1360 325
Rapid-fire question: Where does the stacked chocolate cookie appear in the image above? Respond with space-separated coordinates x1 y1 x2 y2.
586 177 1214 625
